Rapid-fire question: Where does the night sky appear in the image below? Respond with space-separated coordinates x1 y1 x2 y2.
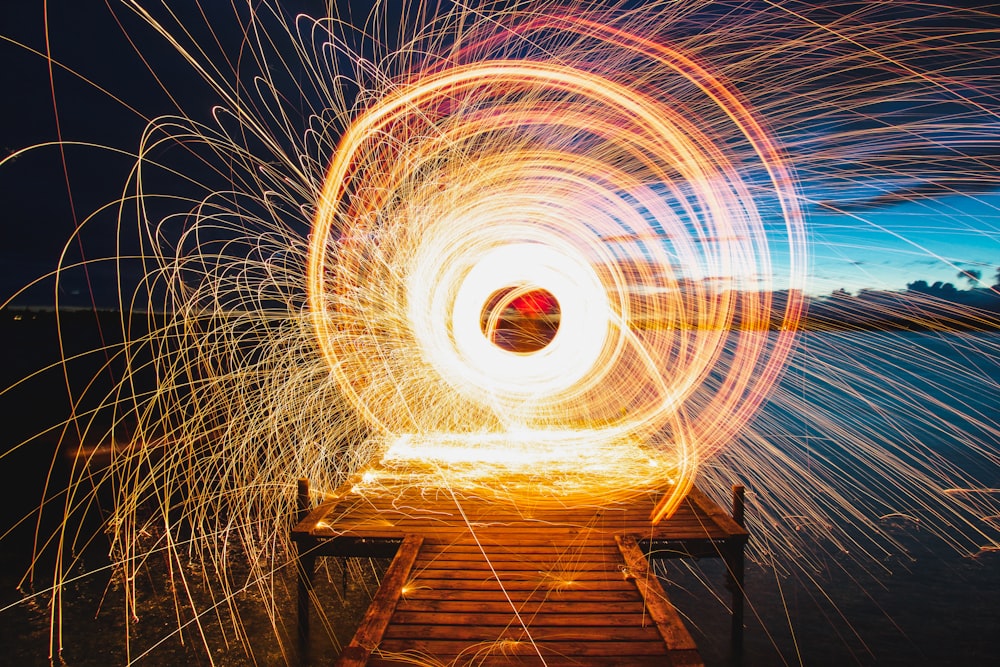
1 1 330 308
2 1 999 308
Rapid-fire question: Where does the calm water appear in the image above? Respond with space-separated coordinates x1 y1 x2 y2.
682 330 1000 666
1 319 998 665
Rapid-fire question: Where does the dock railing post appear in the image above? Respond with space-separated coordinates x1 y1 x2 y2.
728 484 746 663
296 478 316 664
732 484 745 529
297 477 311 523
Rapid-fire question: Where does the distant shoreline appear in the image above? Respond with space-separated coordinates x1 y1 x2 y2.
3 302 999 333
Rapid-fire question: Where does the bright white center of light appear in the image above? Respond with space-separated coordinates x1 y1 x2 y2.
416 242 610 404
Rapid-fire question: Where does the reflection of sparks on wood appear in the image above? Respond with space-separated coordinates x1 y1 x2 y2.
6 0 1000 662
294 475 734 663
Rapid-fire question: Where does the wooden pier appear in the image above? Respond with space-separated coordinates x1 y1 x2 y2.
292 475 747 666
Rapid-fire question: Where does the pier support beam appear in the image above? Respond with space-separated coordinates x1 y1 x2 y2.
726 484 746 663
296 478 316 663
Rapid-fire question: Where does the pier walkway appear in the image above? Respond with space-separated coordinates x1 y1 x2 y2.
292 475 747 666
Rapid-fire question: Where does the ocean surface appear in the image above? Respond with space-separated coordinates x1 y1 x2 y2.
1 316 998 665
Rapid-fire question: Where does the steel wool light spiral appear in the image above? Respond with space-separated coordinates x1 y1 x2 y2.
307 14 805 520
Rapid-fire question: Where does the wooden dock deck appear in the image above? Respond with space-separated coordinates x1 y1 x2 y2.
292 475 747 666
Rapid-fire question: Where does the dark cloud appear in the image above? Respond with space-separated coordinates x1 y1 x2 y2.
810 140 1000 211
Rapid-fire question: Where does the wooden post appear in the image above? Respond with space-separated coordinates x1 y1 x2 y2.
732 484 745 529
296 478 316 663
297 477 311 523
728 484 746 663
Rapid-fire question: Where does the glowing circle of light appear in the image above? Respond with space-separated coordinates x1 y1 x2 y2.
307 17 805 518
436 242 609 402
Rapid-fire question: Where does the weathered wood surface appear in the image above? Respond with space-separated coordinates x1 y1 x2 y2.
294 477 746 666
616 535 702 666
336 533 423 667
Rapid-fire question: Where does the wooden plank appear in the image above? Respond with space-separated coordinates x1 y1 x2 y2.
313 526 613 538
380 624 663 641
314 510 700 525
302 501 660 517
398 578 637 592
409 568 627 581
616 534 701 657
398 587 641 602
291 503 338 538
389 611 654 626
373 638 671 657
330 504 629 514
412 557 617 570
685 486 749 538
307 496 695 514
335 533 423 667
396 598 645 614
326 516 679 530
368 656 669 667
321 515 650 527
368 657 667 667
417 543 620 555
457 542 630 552
312 525 729 542
412 558 618 570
